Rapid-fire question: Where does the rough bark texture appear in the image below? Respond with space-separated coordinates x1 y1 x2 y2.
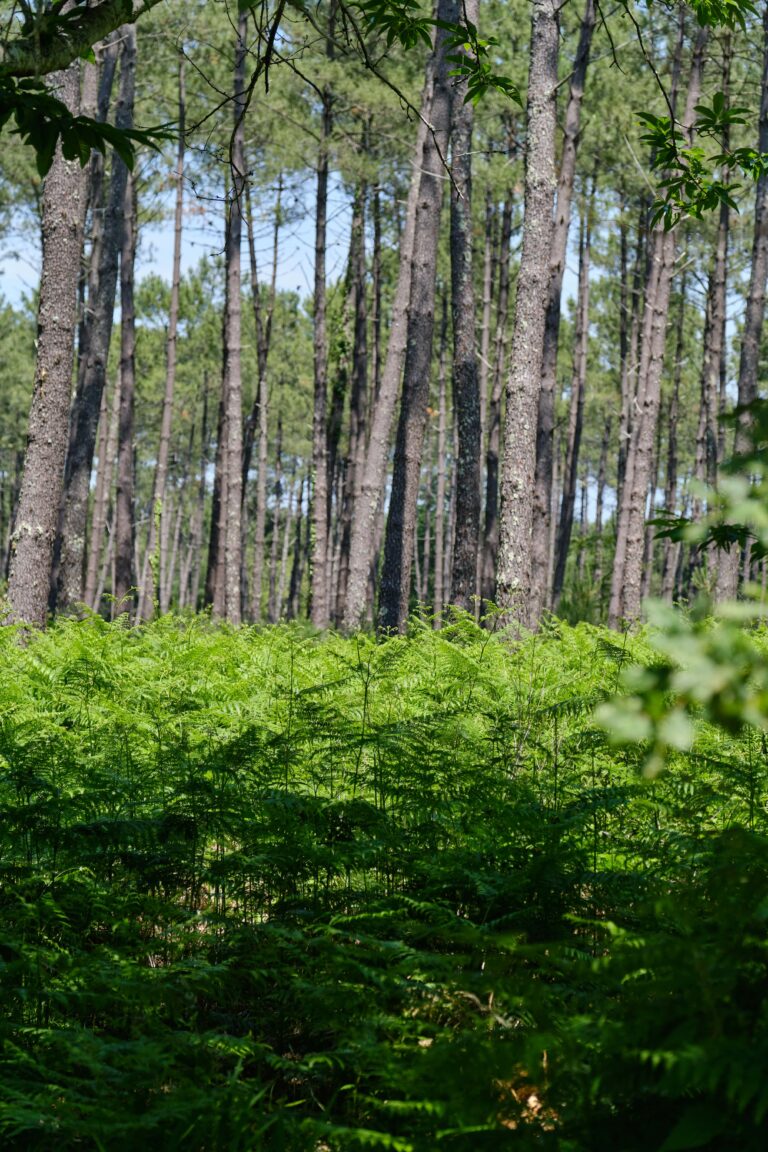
113 170 136 611
448 0 481 614
137 52 185 622
7 61 88 627
496 0 559 627
608 28 707 626
529 0 595 623
56 28 134 610
552 207 590 607
480 192 513 607
221 12 247 625
341 70 433 630
378 0 452 634
310 33 334 628
433 297 449 625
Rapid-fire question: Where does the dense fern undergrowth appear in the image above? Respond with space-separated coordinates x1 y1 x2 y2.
1 612 767 1150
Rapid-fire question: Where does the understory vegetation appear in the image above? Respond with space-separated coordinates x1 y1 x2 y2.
1 613 767 1149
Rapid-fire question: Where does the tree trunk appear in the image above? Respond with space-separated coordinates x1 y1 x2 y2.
268 419 283 623
608 26 707 627
56 28 134 611
433 295 449 625
448 0 481 614
718 17 768 599
496 0 560 627
335 180 368 622
7 61 89 627
341 64 434 630
85 369 120 609
553 204 591 608
137 51 186 621
310 10 335 628
378 0 452 633
113 171 137 612
480 190 513 607
529 0 596 623
220 12 248 625
244 173 280 620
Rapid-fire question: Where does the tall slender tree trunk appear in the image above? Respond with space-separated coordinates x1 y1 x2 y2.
137 52 186 621
310 8 335 629
553 204 591 608
85 370 120 609
341 64 434 630
113 172 137 611
496 0 560 626
448 0 481 613
7 61 89 627
529 0 596 622
661 281 686 600
218 12 247 625
608 26 707 626
244 174 280 620
56 28 135 610
480 191 513 607
379 0 453 633
433 296 449 625
718 16 768 599
335 180 369 622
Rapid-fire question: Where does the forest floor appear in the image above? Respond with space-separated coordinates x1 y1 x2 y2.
0 613 766 1150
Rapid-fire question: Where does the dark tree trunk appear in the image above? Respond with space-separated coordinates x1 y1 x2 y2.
497 0 560 626
113 171 137 611
433 295 449 625
379 0 452 633
480 190 513 607
55 29 134 611
448 0 481 614
8 61 89 627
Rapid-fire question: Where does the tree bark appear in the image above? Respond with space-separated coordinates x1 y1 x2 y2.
7 61 88 627
113 170 136 611
448 0 481 614
137 51 186 621
529 0 596 623
341 63 433 630
608 26 707 627
219 12 247 625
56 28 134 610
496 0 560 627
433 295 449 625
553 204 591 608
378 0 452 633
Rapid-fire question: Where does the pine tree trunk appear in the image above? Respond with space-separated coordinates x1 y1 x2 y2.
496 0 560 627
113 171 137 612
433 296 449 625
341 65 434 630
7 61 89 627
553 205 591 608
137 52 186 622
718 18 768 599
480 190 513 607
448 0 481 614
220 12 247 625
268 420 283 623
85 370 120 609
529 0 596 623
335 182 368 622
310 19 334 628
56 29 134 611
608 27 707 627
662 284 686 600
244 174 280 621
378 0 452 633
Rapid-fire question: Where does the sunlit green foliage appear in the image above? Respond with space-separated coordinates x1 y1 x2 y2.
0 613 766 1148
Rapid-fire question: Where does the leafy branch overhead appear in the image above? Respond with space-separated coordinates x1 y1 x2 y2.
639 93 768 230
